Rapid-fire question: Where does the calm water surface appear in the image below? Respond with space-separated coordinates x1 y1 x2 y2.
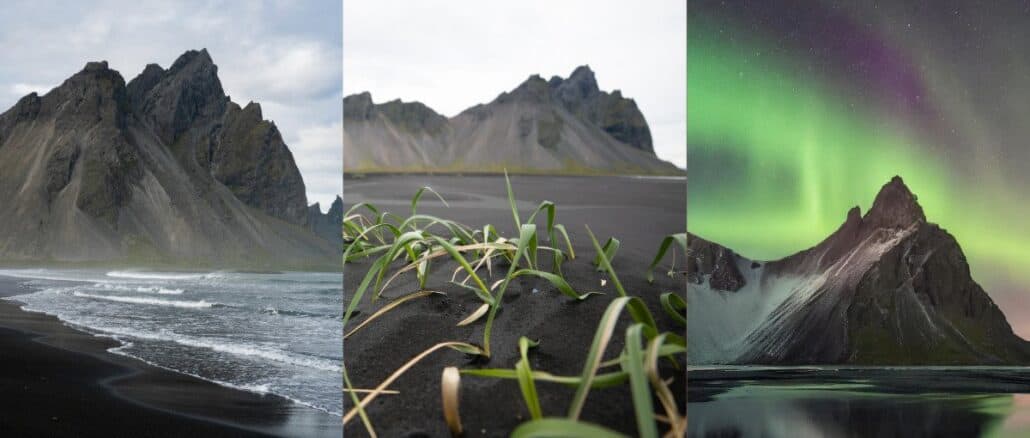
689 366 1030 438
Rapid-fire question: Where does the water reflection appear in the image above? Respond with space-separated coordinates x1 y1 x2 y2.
688 367 1030 438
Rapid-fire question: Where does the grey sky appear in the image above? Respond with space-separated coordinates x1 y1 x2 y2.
343 0 687 168
0 0 342 208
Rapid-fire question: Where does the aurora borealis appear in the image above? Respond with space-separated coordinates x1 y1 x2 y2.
689 1 1030 335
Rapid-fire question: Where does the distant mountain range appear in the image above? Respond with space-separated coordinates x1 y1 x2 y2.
343 66 682 174
689 176 1030 365
0 50 338 269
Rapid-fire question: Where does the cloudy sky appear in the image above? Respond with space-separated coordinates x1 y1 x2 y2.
344 0 687 168
0 0 342 208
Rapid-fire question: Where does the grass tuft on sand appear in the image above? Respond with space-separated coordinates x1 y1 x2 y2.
342 171 686 436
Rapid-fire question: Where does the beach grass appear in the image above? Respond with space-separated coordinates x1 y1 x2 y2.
341 172 686 436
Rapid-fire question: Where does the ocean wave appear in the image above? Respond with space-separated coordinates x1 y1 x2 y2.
260 306 334 319
98 283 134 291
95 283 184 295
72 292 214 308
88 325 341 373
105 346 341 416
135 286 185 295
173 337 342 372
105 270 225 280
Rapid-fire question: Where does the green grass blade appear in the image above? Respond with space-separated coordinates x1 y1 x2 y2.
646 233 687 283
585 226 660 339
593 237 620 272
553 224 575 260
505 170 521 229
416 257 430 289
343 222 402 258
482 223 536 357
411 186 449 216
429 236 495 305
459 369 629 389
624 324 658 438
344 253 390 327
511 269 601 301
660 292 687 326
568 296 633 419
372 231 426 300
343 201 381 221
516 337 543 420
511 418 628 438
586 227 626 298
527 226 540 269
526 201 556 252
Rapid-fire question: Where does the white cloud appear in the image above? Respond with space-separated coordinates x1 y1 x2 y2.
222 40 341 105
343 0 686 168
289 121 343 207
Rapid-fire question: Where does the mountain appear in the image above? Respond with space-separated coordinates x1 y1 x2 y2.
0 50 337 269
343 66 681 174
688 176 1030 365
307 196 343 247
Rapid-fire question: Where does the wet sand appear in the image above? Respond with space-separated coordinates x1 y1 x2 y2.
0 276 341 437
343 174 686 436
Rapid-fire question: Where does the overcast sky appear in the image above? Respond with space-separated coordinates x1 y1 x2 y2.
344 0 687 168
0 0 342 208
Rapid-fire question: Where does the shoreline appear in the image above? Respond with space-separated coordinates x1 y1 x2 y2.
0 275 341 437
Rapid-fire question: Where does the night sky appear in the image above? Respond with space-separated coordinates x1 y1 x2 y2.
689 0 1030 336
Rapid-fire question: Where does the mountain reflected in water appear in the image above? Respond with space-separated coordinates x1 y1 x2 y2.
689 367 1030 438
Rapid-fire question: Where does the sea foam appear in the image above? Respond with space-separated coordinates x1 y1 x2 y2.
72 292 214 308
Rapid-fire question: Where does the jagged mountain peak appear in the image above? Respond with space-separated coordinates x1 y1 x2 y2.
343 93 447 134
128 49 228 146
40 59 131 128
83 60 111 72
845 205 862 224
0 50 333 267
169 48 214 72
241 101 263 118
501 74 552 103
63 60 124 87
553 65 600 101
864 175 926 229
329 195 344 215
343 66 675 173
344 91 373 103
343 92 374 120
568 64 596 79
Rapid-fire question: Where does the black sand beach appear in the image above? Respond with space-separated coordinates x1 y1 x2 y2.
343 174 687 436
0 276 341 437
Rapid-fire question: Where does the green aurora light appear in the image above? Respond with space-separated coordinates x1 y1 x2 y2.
687 23 1030 291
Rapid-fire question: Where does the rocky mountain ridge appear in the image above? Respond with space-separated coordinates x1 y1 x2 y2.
0 49 337 269
343 66 680 174
688 176 1030 364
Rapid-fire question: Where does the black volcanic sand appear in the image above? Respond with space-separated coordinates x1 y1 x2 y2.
0 276 341 437
343 175 686 436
